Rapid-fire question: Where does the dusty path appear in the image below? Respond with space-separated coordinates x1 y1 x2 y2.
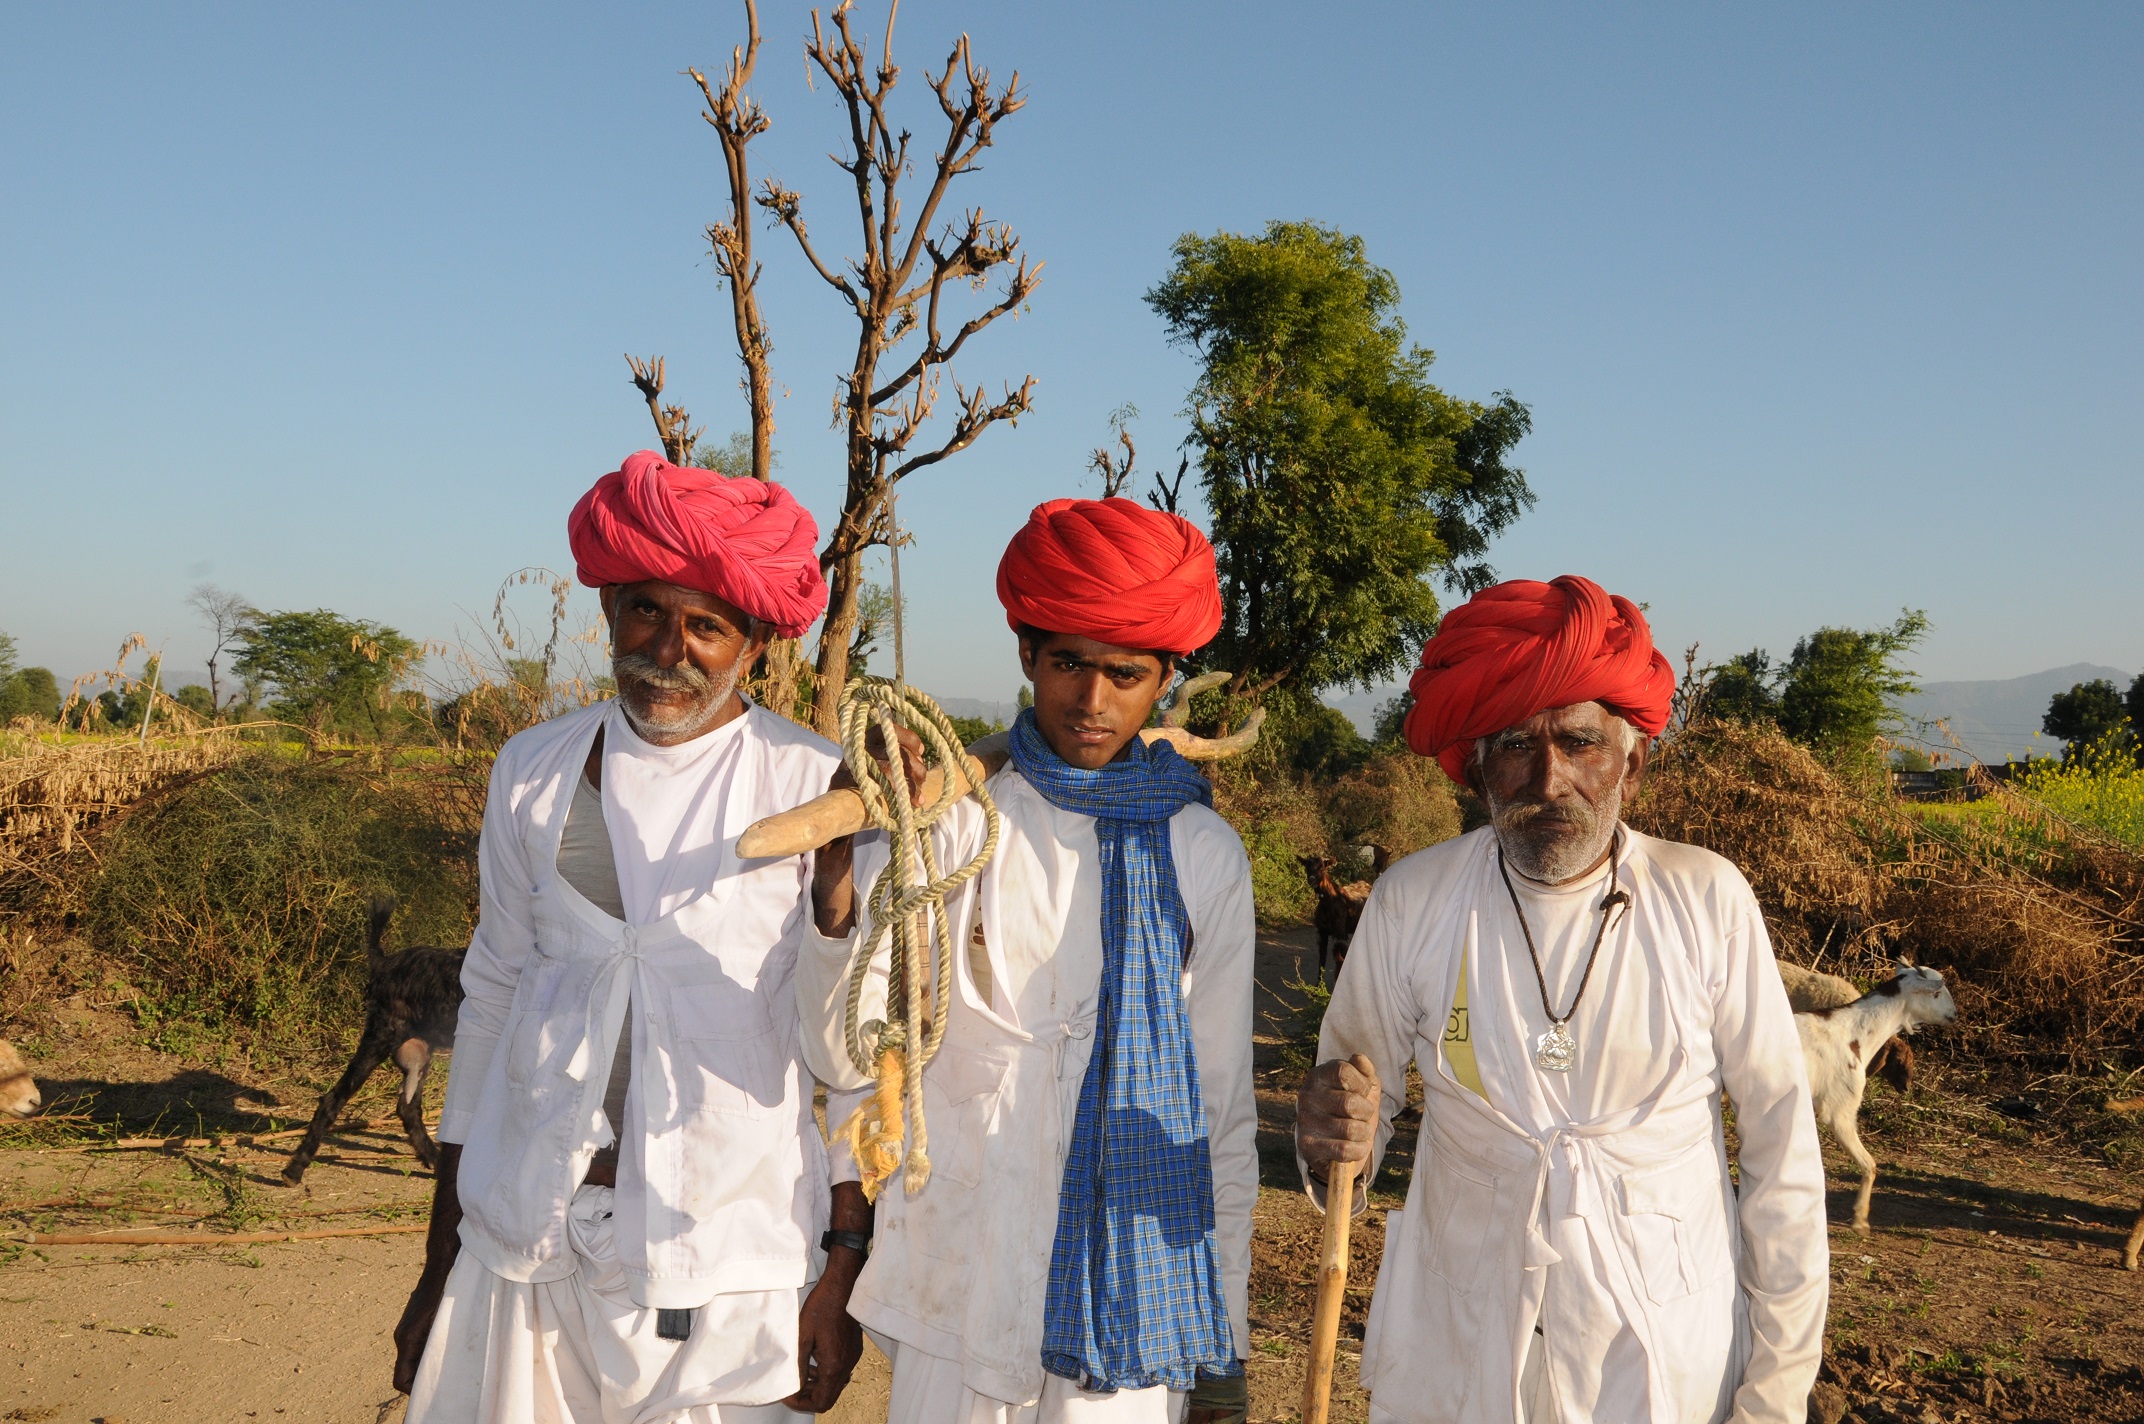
9 928 2144 1422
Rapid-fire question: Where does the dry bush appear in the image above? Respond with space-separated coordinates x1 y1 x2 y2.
0 728 250 909
1631 717 2144 1065
82 749 479 1054
1322 750 1463 865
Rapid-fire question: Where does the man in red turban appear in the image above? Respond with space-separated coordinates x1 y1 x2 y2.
1296 575 1828 1424
399 452 872 1424
797 497 1259 1424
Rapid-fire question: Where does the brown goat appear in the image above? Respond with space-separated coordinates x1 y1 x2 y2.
1299 855 1371 987
282 897 463 1184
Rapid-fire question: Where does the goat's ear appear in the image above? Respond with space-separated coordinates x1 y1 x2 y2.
1895 953 1916 971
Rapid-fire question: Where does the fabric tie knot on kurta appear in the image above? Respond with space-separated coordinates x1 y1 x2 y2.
1008 711 1239 1391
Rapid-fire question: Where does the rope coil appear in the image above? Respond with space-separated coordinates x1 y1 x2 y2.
834 677 1000 1200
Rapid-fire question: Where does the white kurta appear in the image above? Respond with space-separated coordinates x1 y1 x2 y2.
793 769 1258 1424
1312 826 1827 1424
414 699 842 1424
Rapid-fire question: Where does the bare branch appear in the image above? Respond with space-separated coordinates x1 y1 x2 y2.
625 354 702 465
889 375 1036 483
1091 426 1137 500
690 0 777 479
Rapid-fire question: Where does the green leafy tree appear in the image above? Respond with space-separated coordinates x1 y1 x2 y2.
1777 611 1930 755
691 430 775 479
0 666 60 723
0 635 61 723
2044 678 2135 762
1146 221 1533 699
1705 650 1781 724
172 684 217 718
233 610 421 737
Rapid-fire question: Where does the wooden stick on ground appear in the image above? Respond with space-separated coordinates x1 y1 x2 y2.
13 1222 427 1247
1302 1158 1362 1424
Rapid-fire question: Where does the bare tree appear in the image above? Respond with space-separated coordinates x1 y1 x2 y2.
692 9 778 484
1148 454 1190 515
625 354 703 466
1088 406 1191 513
187 583 256 712
1089 404 1138 499
748 0 1041 733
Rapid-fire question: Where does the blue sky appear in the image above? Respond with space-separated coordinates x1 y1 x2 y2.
3 3 2139 709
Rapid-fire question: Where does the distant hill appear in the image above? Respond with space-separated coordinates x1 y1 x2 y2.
1896 663 2134 765
937 696 1021 728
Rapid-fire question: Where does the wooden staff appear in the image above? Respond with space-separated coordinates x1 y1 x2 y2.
1301 1157 1362 1424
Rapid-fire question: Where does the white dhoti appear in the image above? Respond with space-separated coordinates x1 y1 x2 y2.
884 1342 1184 1424
409 1186 811 1424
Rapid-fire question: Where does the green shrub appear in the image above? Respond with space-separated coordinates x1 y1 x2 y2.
85 751 478 1052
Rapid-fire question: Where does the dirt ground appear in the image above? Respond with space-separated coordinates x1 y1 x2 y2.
6 929 2144 1423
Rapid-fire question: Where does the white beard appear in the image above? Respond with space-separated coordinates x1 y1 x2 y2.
614 656 738 744
1488 778 1624 884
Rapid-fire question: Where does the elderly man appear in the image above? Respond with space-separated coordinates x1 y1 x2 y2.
794 497 1258 1424
1296 576 1827 1424
395 451 871 1424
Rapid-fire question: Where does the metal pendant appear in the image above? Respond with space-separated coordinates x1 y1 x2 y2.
1534 1021 1577 1073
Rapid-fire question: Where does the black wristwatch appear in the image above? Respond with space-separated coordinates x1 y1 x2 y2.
820 1228 872 1257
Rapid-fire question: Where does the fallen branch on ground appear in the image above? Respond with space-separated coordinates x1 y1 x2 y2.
11 1222 428 1246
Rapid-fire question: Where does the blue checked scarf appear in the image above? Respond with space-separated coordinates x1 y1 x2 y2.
1010 710 1240 1392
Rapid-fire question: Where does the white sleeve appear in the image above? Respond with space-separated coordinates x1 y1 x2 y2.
439 752 537 1144
794 834 893 1093
1302 879 1421 1213
1712 877 1830 1423
1186 830 1258 1365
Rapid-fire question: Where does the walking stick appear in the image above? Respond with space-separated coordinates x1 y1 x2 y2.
1301 1157 1362 1424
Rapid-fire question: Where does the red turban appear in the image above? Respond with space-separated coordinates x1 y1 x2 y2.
568 451 827 639
996 497 1223 657
1403 575 1675 783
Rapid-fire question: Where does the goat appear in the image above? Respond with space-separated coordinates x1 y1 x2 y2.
282 896 464 1184
0 1040 39 1117
1777 960 1915 1096
1298 854 1371 987
1794 960 1957 1233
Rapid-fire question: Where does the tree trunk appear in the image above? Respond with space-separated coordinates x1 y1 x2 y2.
812 551 866 737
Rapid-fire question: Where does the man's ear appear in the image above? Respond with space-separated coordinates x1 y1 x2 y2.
1016 634 1038 683
1623 724 1651 795
598 586 619 632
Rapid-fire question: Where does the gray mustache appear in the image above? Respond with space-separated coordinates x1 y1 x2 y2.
614 653 713 694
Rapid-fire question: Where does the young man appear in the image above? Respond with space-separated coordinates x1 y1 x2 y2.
795 497 1258 1424
397 451 871 1424
1295 576 1828 1424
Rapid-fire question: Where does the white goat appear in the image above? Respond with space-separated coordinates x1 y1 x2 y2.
1793 960 1957 1234
0 1040 40 1117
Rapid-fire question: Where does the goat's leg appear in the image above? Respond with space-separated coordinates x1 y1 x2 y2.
2125 1206 2144 1271
392 1037 439 1170
1828 1104 1879 1235
281 1027 394 1184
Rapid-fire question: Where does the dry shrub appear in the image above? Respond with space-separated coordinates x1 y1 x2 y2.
0 728 249 909
1323 750 1463 865
1631 717 2144 1064
82 749 480 1053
